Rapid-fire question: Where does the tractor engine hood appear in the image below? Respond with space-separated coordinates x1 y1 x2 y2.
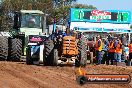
20 28 42 37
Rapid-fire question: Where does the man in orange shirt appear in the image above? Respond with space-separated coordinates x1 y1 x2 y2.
114 38 122 62
128 40 132 66
108 37 115 65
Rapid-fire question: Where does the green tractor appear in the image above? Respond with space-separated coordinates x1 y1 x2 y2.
0 10 47 64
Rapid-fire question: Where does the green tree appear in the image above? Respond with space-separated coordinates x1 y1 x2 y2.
50 3 97 25
0 0 53 31
0 0 97 30
72 4 97 9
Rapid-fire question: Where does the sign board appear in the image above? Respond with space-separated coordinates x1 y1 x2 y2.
74 27 102 32
73 26 130 33
70 8 131 24
73 27 103 32
103 28 130 33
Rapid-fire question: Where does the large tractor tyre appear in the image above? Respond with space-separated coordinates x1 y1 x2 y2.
76 39 87 67
0 36 8 60
52 49 59 66
9 38 22 61
43 40 54 66
26 47 33 65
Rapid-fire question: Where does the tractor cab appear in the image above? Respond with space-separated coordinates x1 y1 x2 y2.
12 10 46 56
13 10 44 36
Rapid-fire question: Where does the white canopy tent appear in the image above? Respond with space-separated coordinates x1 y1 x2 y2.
70 22 131 41
70 22 130 30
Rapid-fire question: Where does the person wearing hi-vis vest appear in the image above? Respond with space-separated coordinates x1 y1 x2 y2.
128 40 132 66
95 35 103 65
114 38 122 62
108 37 115 65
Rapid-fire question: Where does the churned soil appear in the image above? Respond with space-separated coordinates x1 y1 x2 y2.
0 61 132 88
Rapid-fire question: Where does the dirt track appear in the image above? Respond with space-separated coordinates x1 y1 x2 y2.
0 61 132 88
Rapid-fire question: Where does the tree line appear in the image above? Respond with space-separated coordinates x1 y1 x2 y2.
0 0 97 31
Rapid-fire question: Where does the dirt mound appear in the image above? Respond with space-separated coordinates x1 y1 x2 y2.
0 62 132 88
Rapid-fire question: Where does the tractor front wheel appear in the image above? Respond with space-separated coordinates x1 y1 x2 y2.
26 46 33 65
43 40 54 66
52 49 59 66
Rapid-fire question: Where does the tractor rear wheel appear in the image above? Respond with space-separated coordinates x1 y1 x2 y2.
26 46 33 65
76 39 87 67
43 40 54 66
9 38 22 61
0 36 8 60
